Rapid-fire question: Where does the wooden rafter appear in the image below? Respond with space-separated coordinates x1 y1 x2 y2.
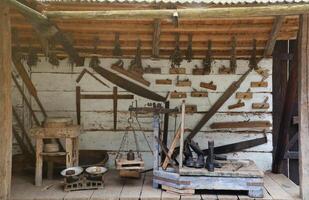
152 19 161 58
6 0 84 66
264 16 285 57
43 4 309 20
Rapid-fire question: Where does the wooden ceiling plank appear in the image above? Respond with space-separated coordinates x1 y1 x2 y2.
152 18 161 58
264 16 285 57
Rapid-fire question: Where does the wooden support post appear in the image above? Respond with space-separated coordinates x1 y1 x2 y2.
272 40 297 173
264 16 285 57
76 86 81 125
152 19 161 58
298 14 309 200
0 4 12 200
272 41 288 160
113 87 118 131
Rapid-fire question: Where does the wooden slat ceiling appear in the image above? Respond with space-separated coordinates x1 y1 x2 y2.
10 2 299 59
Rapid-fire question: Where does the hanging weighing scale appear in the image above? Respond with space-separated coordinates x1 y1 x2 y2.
115 106 153 178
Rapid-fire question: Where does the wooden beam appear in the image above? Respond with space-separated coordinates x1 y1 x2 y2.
0 3 12 200
43 4 309 20
272 39 297 173
152 19 161 58
264 16 285 57
5 0 84 66
298 14 309 200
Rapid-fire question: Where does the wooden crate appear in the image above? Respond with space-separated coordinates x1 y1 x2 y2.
115 158 144 170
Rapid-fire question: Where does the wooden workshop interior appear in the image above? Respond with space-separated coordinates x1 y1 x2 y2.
1 0 309 199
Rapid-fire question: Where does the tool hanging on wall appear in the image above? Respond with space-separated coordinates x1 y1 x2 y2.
236 88 252 100
155 79 172 85
89 37 100 68
113 32 123 57
76 86 134 130
111 59 150 87
93 66 166 102
249 39 258 70
27 42 39 67
193 40 213 75
170 33 183 68
251 77 268 87
185 67 253 142
219 36 237 74
176 76 192 87
48 39 60 66
228 99 245 110
185 104 197 114
185 34 193 62
170 91 187 99
144 65 161 74
111 40 150 87
252 96 270 109
200 81 217 91
191 88 208 97
129 39 144 74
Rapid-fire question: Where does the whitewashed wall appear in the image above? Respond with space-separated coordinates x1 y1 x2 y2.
12 57 273 171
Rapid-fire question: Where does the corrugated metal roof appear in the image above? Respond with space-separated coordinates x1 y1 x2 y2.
37 0 309 4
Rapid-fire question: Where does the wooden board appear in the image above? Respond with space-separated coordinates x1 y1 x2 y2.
119 173 145 200
162 185 195 195
210 121 271 129
263 174 294 200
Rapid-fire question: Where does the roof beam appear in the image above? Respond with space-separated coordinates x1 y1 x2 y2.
152 19 161 58
264 16 285 57
5 0 84 66
42 4 309 20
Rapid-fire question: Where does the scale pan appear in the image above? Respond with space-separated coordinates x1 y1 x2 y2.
61 166 84 177
86 166 108 175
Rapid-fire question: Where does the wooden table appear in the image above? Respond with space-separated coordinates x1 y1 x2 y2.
31 125 80 186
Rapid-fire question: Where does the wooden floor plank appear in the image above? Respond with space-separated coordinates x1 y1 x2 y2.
64 189 94 200
119 171 145 200
181 194 202 200
217 194 238 200
201 193 218 200
161 189 181 200
91 170 125 200
140 172 162 200
267 173 300 200
12 175 67 200
263 174 294 200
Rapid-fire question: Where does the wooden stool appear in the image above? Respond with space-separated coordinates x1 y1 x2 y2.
31 125 80 186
